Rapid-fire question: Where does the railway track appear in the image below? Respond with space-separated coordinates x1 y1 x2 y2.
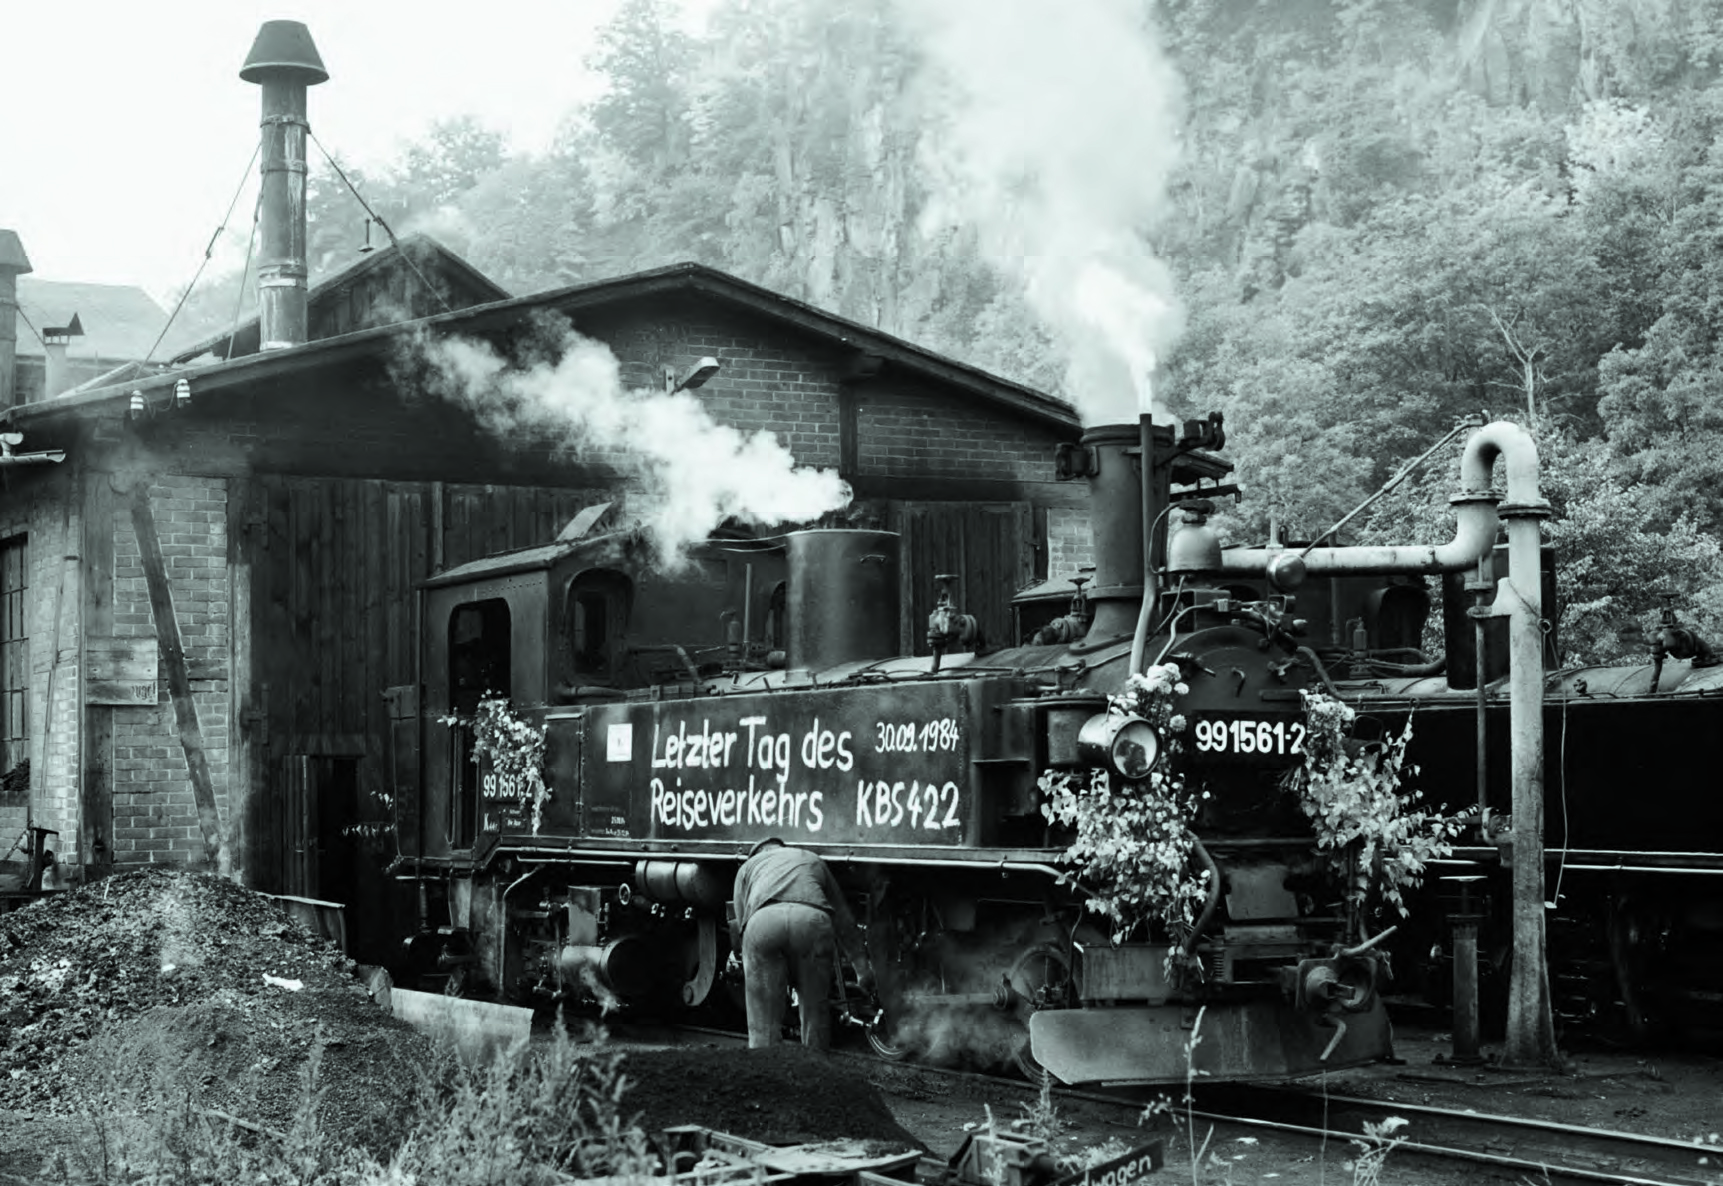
1200 1084 1722 1186
631 1023 1722 1186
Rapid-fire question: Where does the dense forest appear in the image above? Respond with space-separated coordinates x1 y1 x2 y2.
176 0 1723 665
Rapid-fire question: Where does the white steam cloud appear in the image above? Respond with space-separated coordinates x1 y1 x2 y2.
903 0 1186 424
419 321 851 564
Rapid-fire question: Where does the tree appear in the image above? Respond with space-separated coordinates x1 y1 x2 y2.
401 116 509 211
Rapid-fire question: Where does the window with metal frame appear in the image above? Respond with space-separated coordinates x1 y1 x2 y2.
0 535 27 791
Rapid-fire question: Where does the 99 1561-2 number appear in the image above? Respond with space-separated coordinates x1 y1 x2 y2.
1190 713 1306 763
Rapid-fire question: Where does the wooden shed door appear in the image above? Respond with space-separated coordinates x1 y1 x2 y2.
893 502 1036 655
274 755 357 904
278 756 316 898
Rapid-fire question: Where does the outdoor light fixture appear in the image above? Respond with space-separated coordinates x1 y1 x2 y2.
174 378 192 408
671 357 722 393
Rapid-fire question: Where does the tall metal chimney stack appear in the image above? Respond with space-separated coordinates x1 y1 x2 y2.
0 230 31 409
240 20 328 351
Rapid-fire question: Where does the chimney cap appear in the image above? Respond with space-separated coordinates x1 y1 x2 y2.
240 20 329 86
43 313 85 342
0 230 31 276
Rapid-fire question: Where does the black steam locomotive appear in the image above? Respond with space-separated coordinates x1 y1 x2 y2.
388 412 1720 1081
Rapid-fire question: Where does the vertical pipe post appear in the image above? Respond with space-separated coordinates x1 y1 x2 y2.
1451 915 1484 1062
1501 493 1557 1066
256 79 310 349
1445 875 1486 1066
1470 551 1491 828
240 21 327 351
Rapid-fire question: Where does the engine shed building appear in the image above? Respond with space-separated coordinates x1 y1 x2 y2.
0 241 1087 961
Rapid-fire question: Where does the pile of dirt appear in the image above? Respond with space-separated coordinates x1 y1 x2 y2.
621 1044 926 1150
0 866 432 1145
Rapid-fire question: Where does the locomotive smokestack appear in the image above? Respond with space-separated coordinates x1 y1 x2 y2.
1066 421 1172 650
240 20 328 351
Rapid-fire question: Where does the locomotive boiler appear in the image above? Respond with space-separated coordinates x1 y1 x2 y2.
389 414 1546 1084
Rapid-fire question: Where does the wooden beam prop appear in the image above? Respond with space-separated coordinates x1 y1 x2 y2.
129 486 224 867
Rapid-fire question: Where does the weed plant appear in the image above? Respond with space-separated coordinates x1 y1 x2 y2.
44 1017 655 1186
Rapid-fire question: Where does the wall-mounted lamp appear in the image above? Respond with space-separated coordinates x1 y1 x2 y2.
0 431 66 467
668 357 722 393
174 378 192 408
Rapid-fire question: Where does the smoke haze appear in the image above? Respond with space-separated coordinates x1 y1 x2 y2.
416 318 852 564
903 0 1185 424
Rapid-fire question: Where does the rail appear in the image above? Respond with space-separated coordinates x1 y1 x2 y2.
627 1023 1720 1186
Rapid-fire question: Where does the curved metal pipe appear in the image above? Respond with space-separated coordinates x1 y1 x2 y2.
1215 421 1540 578
1182 833 1221 959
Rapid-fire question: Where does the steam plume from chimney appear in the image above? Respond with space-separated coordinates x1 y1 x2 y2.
902 0 1185 424
411 317 851 564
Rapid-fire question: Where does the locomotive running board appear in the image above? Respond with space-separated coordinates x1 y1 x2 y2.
1028 997 1393 1085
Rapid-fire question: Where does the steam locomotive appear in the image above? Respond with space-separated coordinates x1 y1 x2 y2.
387 411 1718 1082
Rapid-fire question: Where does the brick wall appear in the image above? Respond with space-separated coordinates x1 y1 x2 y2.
601 309 845 470
1048 505 1095 580
855 385 1058 482
108 477 232 868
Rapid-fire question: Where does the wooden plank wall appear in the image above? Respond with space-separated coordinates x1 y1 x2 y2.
80 477 116 870
440 484 602 569
894 502 1035 655
240 477 603 891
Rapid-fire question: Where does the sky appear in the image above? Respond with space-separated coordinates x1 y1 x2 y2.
0 0 636 303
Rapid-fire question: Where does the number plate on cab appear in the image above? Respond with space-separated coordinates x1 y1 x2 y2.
1189 712 1306 765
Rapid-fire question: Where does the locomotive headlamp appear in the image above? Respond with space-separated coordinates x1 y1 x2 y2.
1077 712 1160 781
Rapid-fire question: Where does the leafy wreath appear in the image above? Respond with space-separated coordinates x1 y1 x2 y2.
1283 691 1471 924
1039 663 1212 947
442 696 551 835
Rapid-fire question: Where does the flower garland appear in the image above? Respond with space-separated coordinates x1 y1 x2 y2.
441 696 551 835
1039 663 1212 946
1284 691 1470 922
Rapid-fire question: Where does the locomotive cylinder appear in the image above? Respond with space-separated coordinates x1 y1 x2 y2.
635 859 728 911
785 529 900 671
555 937 655 998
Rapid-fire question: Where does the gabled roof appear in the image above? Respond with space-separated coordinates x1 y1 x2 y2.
167 233 510 364
14 278 167 361
9 260 1079 433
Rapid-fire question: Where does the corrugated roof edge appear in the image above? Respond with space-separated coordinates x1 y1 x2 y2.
3 261 1079 433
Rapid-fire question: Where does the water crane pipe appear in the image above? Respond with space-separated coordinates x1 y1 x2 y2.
1211 420 1556 1065
1213 421 1543 580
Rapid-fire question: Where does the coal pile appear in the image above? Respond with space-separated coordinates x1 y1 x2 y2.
621 1045 926 1150
1 867 921 1164
0 866 431 1143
